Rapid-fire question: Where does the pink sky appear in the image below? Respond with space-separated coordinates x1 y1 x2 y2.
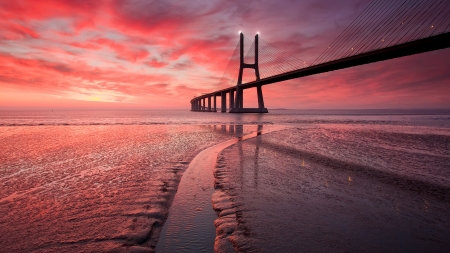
0 0 449 110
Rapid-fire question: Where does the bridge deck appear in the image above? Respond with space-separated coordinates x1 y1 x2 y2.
192 32 450 102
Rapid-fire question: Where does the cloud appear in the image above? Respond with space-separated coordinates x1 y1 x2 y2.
146 59 168 68
0 0 448 109
94 37 150 62
0 53 174 98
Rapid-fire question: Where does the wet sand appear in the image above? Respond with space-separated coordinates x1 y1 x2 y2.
0 125 243 252
213 124 450 252
2 123 450 252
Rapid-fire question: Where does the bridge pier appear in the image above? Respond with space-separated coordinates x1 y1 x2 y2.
213 94 217 112
257 85 265 109
208 96 211 112
221 92 226 112
229 90 235 109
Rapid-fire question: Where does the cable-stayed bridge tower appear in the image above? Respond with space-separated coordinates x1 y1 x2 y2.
230 32 268 113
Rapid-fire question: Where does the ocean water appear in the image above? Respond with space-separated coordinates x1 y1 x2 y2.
1 109 450 127
1 109 449 252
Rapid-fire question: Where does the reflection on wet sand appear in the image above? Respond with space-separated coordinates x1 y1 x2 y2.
156 124 280 253
211 124 264 189
259 139 450 201
254 128 261 189
213 125 450 253
204 123 263 137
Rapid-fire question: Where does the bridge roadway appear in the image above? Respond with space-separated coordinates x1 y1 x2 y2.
191 32 450 112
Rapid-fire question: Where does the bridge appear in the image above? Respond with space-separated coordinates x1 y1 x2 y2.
190 0 450 113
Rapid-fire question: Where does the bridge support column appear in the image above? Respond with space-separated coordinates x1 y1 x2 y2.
229 33 268 113
197 99 200 111
230 90 235 109
221 92 226 112
239 88 243 108
257 85 265 109
213 94 217 112
208 96 211 112
234 86 243 110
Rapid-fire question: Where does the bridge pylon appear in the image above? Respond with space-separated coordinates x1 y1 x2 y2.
229 33 268 113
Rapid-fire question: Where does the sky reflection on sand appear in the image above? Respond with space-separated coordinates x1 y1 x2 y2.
0 125 241 252
214 124 450 252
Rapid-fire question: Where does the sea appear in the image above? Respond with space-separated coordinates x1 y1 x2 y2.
1 109 449 252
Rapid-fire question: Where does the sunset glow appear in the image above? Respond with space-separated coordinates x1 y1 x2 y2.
2 2 450 251
1 0 449 110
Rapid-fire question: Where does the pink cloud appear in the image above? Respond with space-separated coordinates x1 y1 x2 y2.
146 59 168 68
0 22 40 40
0 0 449 109
94 37 150 63
0 53 174 98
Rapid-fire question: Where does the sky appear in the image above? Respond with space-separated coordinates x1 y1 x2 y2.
0 0 449 110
